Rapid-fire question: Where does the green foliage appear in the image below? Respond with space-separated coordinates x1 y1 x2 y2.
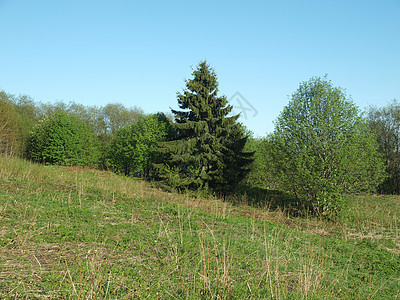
27 112 101 166
157 61 253 194
37 101 144 147
11 96 39 155
368 99 400 194
0 93 20 156
105 113 171 177
2 89 145 159
219 123 254 195
244 136 279 189
2 92 43 156
268 76 386 215
95 103 144 147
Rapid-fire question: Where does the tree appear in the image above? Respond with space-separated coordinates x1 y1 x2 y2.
101 103 143 134
269 76 386 215
219 123 254 194
1 91 40 157
0 93 20 156
27 112 101 166
0 89 146 159
244 136 278 189
368 100 400 194
36 101 144 147
105 113 171 177
157 61 253 194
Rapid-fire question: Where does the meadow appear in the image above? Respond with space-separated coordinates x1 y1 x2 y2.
0 156 399 299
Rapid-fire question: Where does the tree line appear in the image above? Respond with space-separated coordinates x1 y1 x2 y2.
0 61 398 217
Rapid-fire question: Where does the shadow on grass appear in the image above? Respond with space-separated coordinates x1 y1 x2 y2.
226 185 310 217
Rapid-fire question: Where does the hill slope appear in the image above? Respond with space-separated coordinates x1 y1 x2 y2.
0 157 399 298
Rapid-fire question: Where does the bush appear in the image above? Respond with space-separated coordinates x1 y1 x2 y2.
268 76 386 216
105 113 171 177
27 113 101 166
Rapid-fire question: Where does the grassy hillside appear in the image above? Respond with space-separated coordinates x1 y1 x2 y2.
0 157 399 299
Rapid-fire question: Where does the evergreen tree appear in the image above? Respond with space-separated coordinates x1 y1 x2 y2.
157 61 253 194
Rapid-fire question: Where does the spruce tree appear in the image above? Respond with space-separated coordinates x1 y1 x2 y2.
157 61 253 194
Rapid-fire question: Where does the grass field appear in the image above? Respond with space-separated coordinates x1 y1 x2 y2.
0 156 399 299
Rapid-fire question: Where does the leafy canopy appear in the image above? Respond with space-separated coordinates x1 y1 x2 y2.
27 112 101 166
0 94 20 156
368 99 400 194
105 113 171 177
269 76 386 215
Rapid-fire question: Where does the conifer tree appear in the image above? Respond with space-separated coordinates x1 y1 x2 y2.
157 61 253 194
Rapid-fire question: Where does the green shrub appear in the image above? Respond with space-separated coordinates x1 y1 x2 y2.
27 113 101 166
268 76 386 216
105 113 170 177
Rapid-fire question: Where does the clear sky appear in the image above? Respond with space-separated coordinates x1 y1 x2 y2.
0 0 399 137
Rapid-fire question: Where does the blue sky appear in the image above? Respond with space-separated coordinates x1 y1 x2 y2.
0 0 399 137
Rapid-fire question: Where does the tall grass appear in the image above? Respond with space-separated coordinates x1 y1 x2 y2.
0 156 399 298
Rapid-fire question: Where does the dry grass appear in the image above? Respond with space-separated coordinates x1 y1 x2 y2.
1 156 399 298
